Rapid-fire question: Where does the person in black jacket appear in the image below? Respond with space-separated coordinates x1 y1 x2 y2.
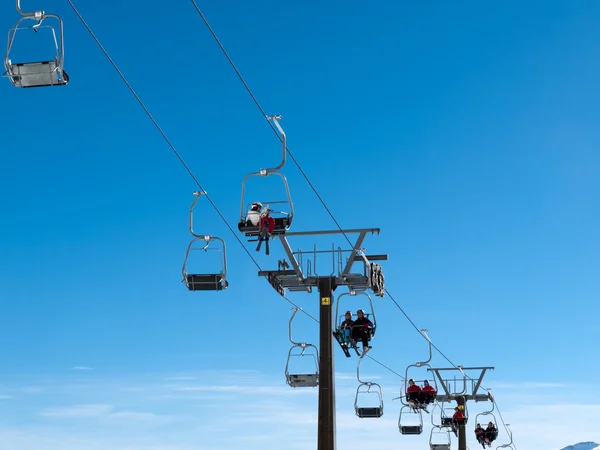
351 309 373 352
484 422 497 447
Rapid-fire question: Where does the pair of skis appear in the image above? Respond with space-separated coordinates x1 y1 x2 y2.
256 227 271 255
333 331 371 358
408 400 430 414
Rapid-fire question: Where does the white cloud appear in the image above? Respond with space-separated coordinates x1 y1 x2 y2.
2 370 597 450
39 404 113 418
493 381 566 389
38 404 171 424
108 411 170 423
163 377 196 381
336 372 359 380
72 366 94 371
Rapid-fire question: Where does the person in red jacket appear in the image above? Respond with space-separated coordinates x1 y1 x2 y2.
421 379 437 405
451 407 465 437
256 208 276 255
406 379 422 407
475 424 486 448
260 208 276 233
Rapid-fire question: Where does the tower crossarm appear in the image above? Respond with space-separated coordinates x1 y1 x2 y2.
428 366 495 401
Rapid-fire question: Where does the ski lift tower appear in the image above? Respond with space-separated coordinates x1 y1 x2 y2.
428 366 495 450
259 228 387 450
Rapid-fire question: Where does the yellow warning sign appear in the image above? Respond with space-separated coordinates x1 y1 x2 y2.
321 297 331 306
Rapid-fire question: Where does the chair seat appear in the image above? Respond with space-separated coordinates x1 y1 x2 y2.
356 407 383 418
400 425 423 435
5 60 68 88
238 217 290 236
185 274 226 291
287 374 318 387
431 445 450 450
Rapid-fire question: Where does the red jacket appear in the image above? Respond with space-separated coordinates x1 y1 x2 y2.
422 385 436 395
407 384 421 394
260 216 275 233
453 410 465 422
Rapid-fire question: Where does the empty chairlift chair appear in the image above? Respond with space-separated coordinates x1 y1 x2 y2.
285 308 318 387
182 238 227 291
496 424 515 450
285 344 319 387
354 348 383 418
182 192 228 291
398 405 423 435
4 1 69 87
355 382 384 418
430 426 452 450
238 116 294 237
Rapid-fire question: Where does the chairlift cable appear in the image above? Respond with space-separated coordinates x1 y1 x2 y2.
385 287 457 369
65 0 318 323
365 354 404 379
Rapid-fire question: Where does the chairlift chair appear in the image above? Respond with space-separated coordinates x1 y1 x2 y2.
238 116 294 237
182 192 228 291
401 330 438 408
429 427 452 450
496 445 515 450
354 348 383 418
182 237 227 291
4 3 69 88
398 405 423 435
496 424 515 450
285 308 318 388
285 344 319 387
475 391 498 436
335 291 377 336
355 382 384 418
333 291 377 356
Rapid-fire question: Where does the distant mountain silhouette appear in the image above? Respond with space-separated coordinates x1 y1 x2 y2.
560 442 600 450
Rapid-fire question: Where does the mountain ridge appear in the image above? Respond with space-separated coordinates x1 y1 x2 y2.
559 442 600 450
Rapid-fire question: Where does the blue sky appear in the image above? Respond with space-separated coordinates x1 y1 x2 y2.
1 0 599 449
